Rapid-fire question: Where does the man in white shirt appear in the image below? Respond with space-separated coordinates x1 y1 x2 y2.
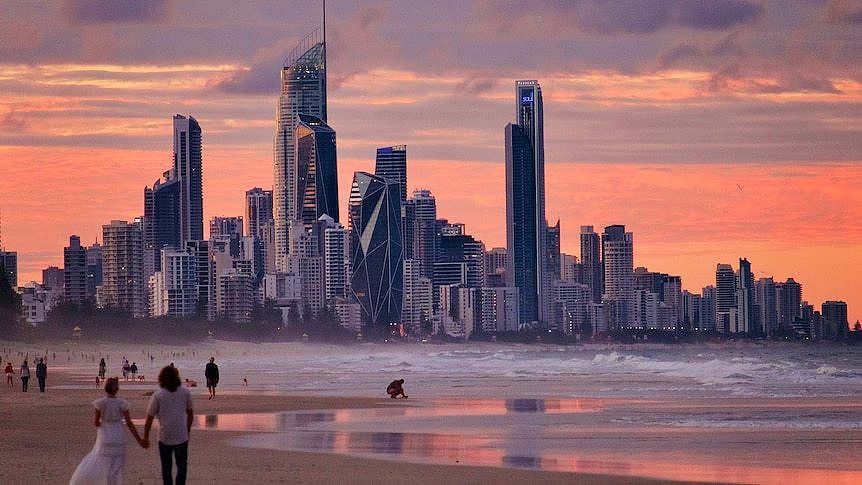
143 365 194 485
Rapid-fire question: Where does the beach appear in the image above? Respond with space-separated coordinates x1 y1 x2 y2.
2 339 861 484
0 342 678 485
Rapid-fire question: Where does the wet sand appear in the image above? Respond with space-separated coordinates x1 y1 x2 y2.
0 366 685 484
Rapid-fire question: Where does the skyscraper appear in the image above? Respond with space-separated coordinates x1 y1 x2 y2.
715 263 736 334
173 114 203 245
546 220 561 280
348 172 403 334
734 258 756 334
409 189 437 279
63 235 87 304
100 220 146 317
375 145 407 203
602 225 633 328
274 30 327 262
505 80 548 327
245 187 273 240
0 250 17 289
580 226 601 303
296 114 338 228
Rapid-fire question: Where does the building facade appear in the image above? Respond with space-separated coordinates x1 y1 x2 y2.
505 80 548 327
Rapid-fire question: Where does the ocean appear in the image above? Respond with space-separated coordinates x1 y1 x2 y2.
36 340 862 483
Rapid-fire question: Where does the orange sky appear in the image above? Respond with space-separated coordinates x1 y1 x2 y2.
1 1 861 325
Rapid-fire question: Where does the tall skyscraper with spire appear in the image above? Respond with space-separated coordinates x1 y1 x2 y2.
274 27 327 265
505 80 548 327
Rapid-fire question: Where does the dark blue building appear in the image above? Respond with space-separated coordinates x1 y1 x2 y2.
348 172 403 335
296 114 338 229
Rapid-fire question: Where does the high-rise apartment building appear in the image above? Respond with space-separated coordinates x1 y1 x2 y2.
715 263 736 334
245 188 273 240
484 247 508 287
296 114 338 229
375 145 407 203
348 172 403 334
63 235 88 304
100 220 146 317
144 170 181 276
505 80 548 327
0 250 17 289
274 31 327 262
733 258 756 334
209 216 243 239
822 301 849 340
580 226 602 303
602 225 633 327
150 247 197 317
776 278 802 329
755 277 777 336
86 241 102 301
173 115 203 245
42 266 64 294
409 189 437 279
546 220 561 281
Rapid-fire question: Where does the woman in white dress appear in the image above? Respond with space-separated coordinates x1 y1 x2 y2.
70 377 148 485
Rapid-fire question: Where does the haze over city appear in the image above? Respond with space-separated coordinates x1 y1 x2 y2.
1 0 860 324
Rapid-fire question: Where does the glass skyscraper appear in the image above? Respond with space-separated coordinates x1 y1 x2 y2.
296 114 338 229
375 145 407 203
274 30 327 263
505 80 548 327
173 114 203 245
348 172 403 335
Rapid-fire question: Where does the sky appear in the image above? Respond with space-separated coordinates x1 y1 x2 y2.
1 0 860 325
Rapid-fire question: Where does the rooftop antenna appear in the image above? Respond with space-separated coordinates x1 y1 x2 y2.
322 0 327 73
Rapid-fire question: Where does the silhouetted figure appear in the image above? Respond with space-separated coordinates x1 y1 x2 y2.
20 360 30 392
387 379 407 399
204 357 219 400
36 358 47 392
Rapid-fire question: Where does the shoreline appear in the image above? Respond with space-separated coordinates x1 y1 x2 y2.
0 365 689 484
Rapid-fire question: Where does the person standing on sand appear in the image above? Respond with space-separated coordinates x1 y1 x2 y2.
130 362 138 381
204 357 219 400
5 361 13 389
144 365 194 485
70 377 148 485
35 358 47 392
19 360 30 392
99 358 107 379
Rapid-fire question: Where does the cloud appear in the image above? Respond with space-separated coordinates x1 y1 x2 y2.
63 0 170 24
472 0 763 37
824 0 862 24
456 77 498 95
0 110 31 133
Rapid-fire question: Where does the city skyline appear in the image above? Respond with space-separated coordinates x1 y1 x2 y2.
1 1 860 324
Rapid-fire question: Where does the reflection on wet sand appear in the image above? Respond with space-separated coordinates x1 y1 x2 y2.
196 397 862 484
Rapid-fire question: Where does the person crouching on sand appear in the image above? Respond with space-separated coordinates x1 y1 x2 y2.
69 377 148 485
387 379 408 399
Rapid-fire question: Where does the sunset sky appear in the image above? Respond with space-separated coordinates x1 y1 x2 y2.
1 1 860 325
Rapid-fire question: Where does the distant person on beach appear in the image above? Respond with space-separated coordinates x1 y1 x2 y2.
386 379 407 399
36 358 47 392
19 360 30 392
204 357 219 400
122 358 131 381
5 361 13 389
70 377 147 485
99 358 107 379
130 362 138 380
184 378 197 387
144 365 194 485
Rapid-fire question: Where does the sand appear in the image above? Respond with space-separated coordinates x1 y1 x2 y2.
0 364 692 484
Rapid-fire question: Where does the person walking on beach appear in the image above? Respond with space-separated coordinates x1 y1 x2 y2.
5 361 13 389
122 358 130 381
204 357 219 400
144 365 194 485
19 360 30 392
99 358 107 380
387 379 407 399
130 362 138 381
35 358 47 392
70 377 148 485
